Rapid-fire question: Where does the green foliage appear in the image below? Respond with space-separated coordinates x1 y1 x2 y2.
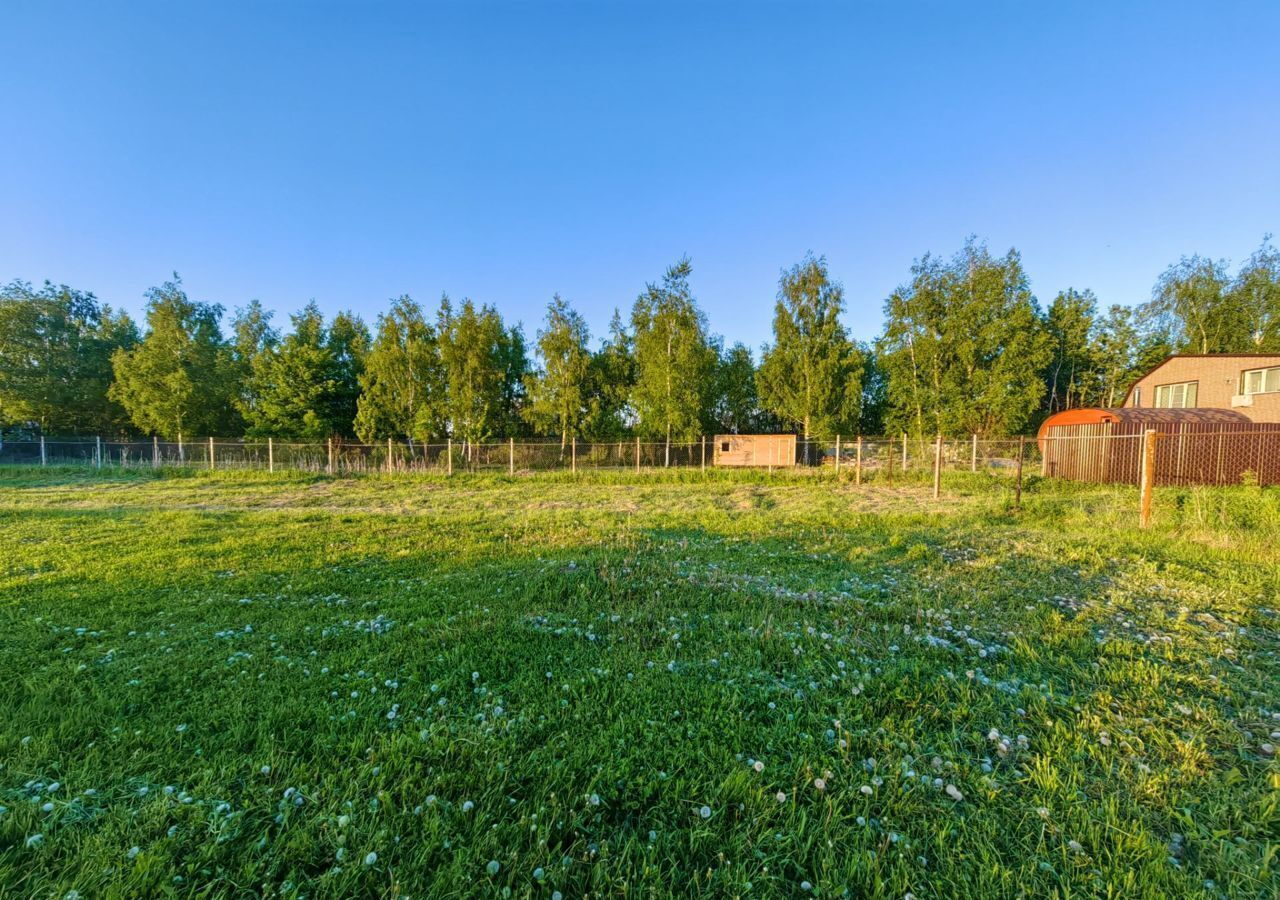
244 302 368 439
108 277 234 438
1229 237 1280 351
524 295 593 445
878 240 1051 437
581 310 636 440
354 296 445 442
0 280 137 435
629 258 717 441
228 300 278 426
1041 288 1098 414
1141 255 1242 354
757 256 866 438
711 342 765 433
437 296 527 444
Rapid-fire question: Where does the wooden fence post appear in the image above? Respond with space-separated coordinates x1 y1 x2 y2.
1014 435 1024 511
40 435 47 467
1139 429 1158 528
635 436 641 474
327 438 333 475
209 437 215 471
700 436 706 472
901 432 908 471
971 433 978 472
447 438 452 476
664 437 670 468
268 437 274 473
855 436 863 486
509 437 515 475
932 434 942 499
177 431 184 464
153 435 160 468
95 436 102 469
572 436 577 474
835 434 841 476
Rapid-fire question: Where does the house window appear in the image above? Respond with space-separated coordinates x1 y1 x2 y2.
1154 381 1198 408
1242 365 1280 395
720 441 730 452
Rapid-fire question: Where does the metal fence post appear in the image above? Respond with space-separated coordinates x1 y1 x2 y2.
835 434 841 475
209 437 215 471
177 431 184 464
387 437 393 474
153 435 160 468
1014 435 1024 511
268 437 274 473
327 438 333 475
664 437 670 468
40 435 47 467
855 436 862 486
1139 429 1158 528
971 433 978 472
932 434 943 499
508 437 514 475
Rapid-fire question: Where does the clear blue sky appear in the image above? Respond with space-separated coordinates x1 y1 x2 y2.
3 1 1277 350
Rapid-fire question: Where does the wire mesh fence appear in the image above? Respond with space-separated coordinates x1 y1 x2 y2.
0 434 1047 477
1 430 1273 487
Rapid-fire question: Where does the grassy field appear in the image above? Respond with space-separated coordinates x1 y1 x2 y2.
0 468 1277 898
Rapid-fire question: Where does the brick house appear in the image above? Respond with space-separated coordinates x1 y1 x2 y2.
1123 354 1280 423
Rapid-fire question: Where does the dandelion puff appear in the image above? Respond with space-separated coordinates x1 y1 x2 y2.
814 778 826 791
945 784 964 802
699 805 712 819
25 833 43 848
364 851 378 866
337 815 350 828
486 859 500 876
753 761 764 773
860 785 872 795
533 867 545 880
462 800 474 813
800 881 813 891
127 846 140 859
589 793 601 806
776 791 787 803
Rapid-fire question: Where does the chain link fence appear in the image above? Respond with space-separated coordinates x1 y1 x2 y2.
3 430 1275 487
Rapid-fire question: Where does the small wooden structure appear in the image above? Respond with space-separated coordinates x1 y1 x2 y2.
713 434 797 467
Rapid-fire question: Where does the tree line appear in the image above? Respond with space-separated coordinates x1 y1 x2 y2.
2 237 1277 442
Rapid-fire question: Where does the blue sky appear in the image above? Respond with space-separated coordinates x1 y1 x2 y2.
3 1 1277 350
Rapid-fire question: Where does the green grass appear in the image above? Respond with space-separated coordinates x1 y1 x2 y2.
0 468 1277 898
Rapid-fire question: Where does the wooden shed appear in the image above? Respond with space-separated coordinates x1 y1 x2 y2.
712 434 797 467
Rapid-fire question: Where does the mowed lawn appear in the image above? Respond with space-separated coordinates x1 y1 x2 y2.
0 469 1277 898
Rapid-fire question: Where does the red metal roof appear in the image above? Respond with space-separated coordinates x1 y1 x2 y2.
1038 407 1252 440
